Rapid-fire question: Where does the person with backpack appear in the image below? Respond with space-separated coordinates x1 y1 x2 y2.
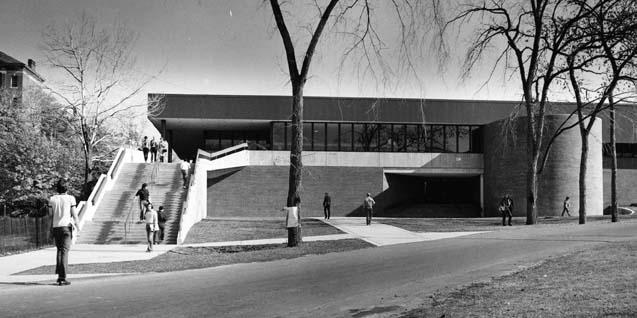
135 183 150 222
149 137 158 162
363 193 376 225
155 206 168 244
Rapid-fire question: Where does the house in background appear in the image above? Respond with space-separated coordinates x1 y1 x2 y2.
0 50 45 104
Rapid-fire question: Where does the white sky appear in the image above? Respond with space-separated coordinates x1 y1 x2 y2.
0 0 526 103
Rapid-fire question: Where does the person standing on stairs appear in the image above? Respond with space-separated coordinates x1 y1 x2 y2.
150 137 158 162
141 136 150 162
48 179 79 286
155 206 167 244
158 138 168 163
135 183 151 222
180 159 191 188
144 203 159 252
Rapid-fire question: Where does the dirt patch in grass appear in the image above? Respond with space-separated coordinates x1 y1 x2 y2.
399 241 637 317
183 218 341 244
379 215 637 233
17 239 372 275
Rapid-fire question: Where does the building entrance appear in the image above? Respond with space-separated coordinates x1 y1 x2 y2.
383 174 481 217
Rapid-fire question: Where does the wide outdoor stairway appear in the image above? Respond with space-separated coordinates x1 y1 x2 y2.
77 163 186 244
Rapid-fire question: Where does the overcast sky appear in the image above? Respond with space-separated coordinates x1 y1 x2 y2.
0 0 522 101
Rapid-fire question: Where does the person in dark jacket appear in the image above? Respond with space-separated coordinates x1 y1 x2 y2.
499 194 513 226
323 192 331 220
135 183 150 221
155 206 168 244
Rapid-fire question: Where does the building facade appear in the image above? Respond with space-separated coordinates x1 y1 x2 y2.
148 94 631 219
0 51 44 103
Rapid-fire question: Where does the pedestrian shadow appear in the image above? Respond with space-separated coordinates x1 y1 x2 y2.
0 281 58 286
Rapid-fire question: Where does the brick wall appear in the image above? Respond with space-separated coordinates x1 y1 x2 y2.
207 166 383 217
483 115 603 217
603 169 637 207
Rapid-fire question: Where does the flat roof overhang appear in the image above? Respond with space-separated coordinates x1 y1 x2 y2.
149 118 272 131
384 168 484 177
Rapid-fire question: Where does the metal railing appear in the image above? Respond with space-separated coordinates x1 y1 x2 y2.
123 161 160 243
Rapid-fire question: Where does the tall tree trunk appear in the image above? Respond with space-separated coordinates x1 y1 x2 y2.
82 147 91 200
526 113 539 225
286 82 304 246
579 130 589 224
610 102 618 222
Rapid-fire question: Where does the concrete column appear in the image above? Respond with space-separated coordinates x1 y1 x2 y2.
480 174 484 217
168 129 173 163
160 120 166 139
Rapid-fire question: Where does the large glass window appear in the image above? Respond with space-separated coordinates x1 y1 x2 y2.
266 121 483 153
326 123 339 151
457 126 471 153
445 125 458 153
313 122 326 151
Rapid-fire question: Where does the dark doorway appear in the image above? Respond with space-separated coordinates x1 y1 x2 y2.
380 174 481 217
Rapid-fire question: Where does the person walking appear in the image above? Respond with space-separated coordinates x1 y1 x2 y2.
323 192 331 220
363 193 375 225
144 203 159 252
561 196 571 217
149 137 158 162
158 138 168 163
141 136 150 162
135 183 150 222
48 180 79 286
499 194 513 226
180 159 191 188
155 206 168 244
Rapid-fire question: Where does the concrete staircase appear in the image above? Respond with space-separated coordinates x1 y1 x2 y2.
77 163 186 244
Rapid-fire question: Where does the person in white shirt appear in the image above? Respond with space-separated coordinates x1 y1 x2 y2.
144 203 159 252
48 180 79 286
180 159 191 188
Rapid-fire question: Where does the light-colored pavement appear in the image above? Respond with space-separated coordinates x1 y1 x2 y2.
2 221 635 318
320 217 485 246
0 218 485 284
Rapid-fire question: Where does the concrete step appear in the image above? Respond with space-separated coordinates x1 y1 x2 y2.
82 162 186 244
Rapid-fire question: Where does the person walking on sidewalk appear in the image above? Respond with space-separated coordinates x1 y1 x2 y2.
561 196 571 217
499 194 513 226
135 183 150 221
323 192 331 220
363 193 375 225
48 179 79 286
180 159 191 188
144 203 159 252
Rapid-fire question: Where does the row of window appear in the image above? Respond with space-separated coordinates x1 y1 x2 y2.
603 143 637 157
272 121 484 153
0 73 20 88
202 121 484 154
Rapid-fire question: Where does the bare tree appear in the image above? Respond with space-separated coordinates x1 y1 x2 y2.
41 12 154 197
267 1 429 244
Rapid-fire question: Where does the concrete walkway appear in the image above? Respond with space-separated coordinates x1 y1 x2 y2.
320 217 484 246
0 219 485 284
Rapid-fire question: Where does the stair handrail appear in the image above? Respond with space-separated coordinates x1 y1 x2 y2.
123 161 160 243
74 147 135 244
198 143 248 161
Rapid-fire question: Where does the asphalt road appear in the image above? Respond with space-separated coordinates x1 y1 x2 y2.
2 221 636 318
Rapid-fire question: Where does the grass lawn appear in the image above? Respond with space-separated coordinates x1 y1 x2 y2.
399 241 637 317
183 218 342 244
17 239 372 275
378 215 637 232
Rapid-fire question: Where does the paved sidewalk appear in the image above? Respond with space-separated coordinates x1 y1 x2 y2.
318 217 485 246
1 218 485 284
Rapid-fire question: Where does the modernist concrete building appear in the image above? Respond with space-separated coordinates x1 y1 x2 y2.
148 94 636 219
